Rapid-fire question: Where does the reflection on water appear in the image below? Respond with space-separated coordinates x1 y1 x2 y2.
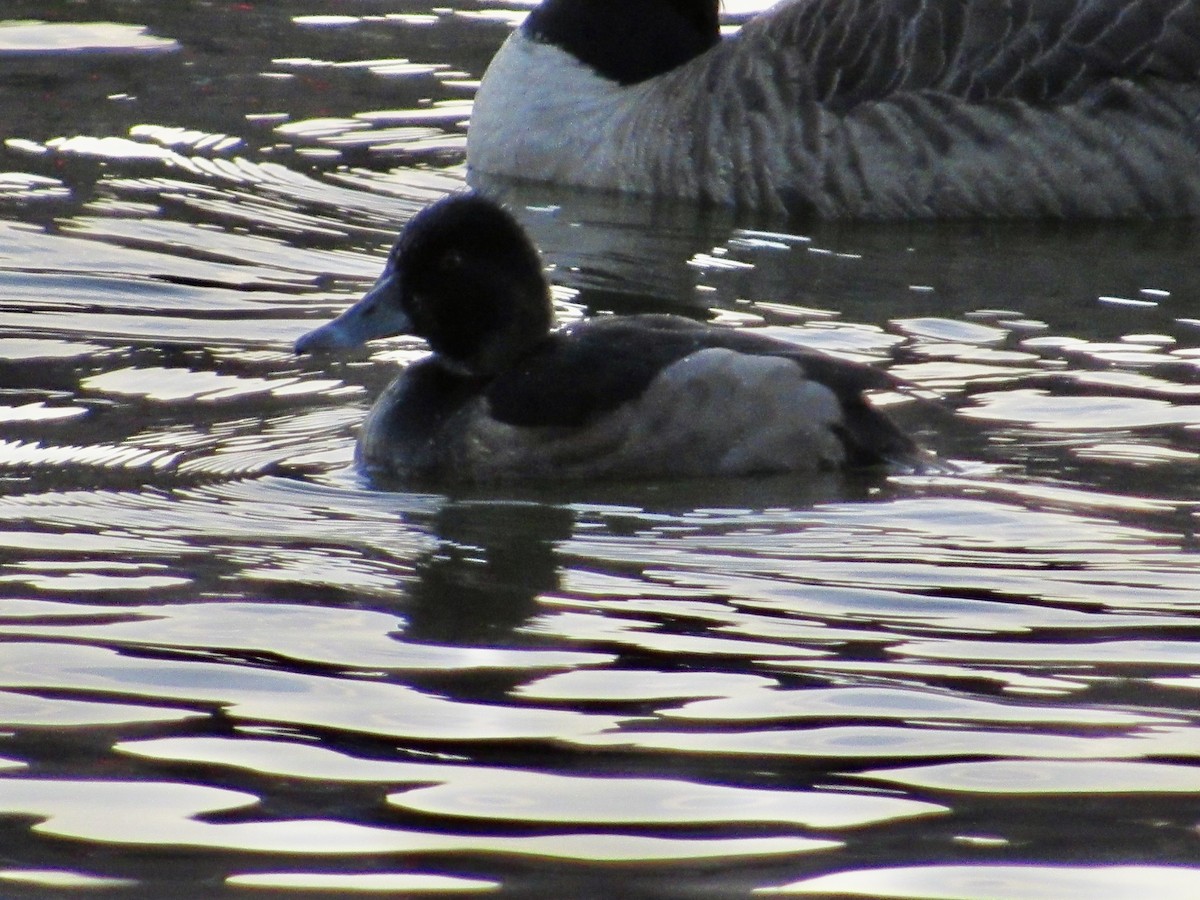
1 1 1200 897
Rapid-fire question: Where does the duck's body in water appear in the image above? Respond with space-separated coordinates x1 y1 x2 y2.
295 193 925 483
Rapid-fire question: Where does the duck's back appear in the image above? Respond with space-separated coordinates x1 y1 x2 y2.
469 0 1200 217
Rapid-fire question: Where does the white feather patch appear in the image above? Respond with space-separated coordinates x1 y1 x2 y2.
468 31 694 196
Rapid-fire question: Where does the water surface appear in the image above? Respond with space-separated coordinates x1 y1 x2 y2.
1 2 1199 898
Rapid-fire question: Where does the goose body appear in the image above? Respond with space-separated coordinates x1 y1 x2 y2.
294 193 921 483
467 0 1200 218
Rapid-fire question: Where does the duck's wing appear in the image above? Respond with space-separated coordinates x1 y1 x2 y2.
483 315 917 466
482 314 912 472
484 316 717 429
682 322 920 467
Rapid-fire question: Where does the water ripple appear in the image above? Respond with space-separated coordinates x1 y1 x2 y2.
1 1 1199 892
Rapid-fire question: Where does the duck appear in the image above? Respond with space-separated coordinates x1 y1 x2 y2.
293 193 923 483
466 0 1200 218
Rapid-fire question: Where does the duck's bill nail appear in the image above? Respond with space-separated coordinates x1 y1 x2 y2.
294 270 412 354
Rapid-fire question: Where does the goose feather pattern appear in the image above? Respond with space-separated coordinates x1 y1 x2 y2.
467 0 1200 218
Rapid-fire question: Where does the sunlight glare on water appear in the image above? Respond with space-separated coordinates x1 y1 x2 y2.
0 0 1198 897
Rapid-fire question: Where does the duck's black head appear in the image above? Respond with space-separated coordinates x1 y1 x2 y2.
524 0 720 85
294 193 553 377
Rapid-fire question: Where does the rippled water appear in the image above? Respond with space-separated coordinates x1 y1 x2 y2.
2 2 1200 897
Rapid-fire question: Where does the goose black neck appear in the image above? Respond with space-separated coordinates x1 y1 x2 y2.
524 0 721 86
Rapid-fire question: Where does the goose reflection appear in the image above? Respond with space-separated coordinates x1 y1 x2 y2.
471 174 739 311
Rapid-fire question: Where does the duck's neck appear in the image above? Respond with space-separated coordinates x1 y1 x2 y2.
432 286 555 381
523 0 720 85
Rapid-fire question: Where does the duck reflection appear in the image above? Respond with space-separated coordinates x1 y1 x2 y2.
392 468 903 646
400 498 574 644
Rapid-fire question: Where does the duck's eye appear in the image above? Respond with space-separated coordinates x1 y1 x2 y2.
438 249 465 271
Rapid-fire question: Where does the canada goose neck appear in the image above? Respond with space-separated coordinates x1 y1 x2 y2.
523 0 720 85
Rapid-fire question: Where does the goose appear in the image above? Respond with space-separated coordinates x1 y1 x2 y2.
466 0 1200 218
294 192 922 482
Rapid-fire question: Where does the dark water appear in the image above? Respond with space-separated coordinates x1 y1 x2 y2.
1 2 1200 897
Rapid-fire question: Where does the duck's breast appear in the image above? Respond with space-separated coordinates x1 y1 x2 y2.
356 360 482 481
